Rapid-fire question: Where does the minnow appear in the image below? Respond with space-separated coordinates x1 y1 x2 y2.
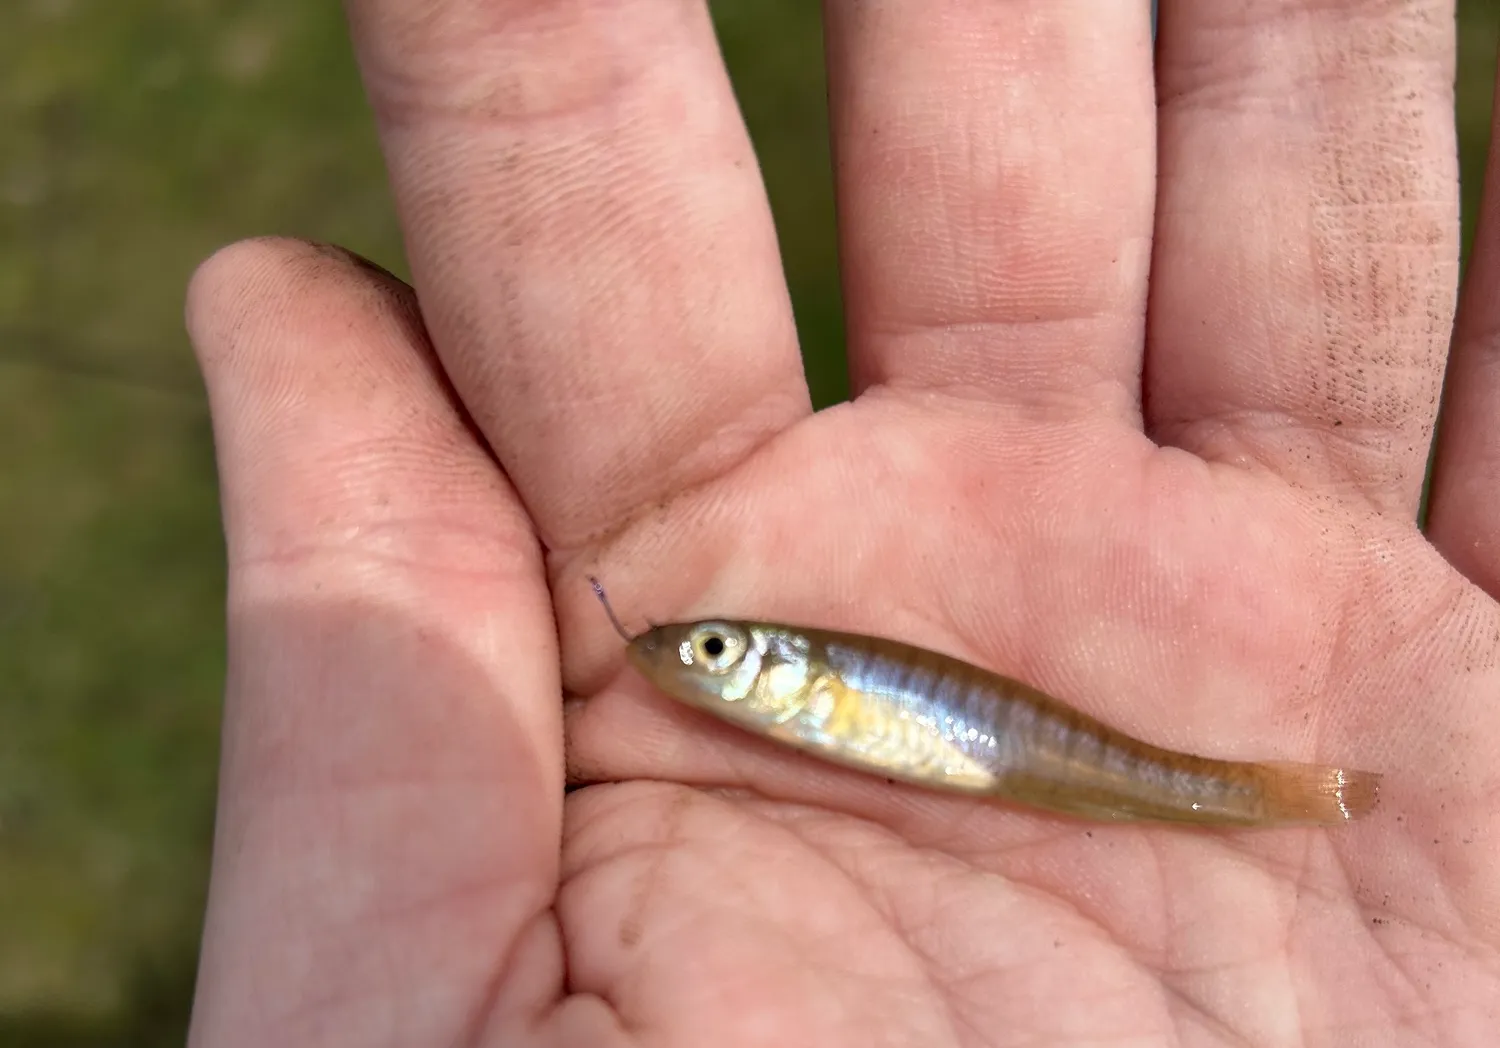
591 579 1379 827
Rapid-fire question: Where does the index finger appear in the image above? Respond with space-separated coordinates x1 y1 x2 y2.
344 0 811 551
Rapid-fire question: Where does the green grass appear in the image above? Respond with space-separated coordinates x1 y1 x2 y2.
0 3 1493 1043
0 3 401 1038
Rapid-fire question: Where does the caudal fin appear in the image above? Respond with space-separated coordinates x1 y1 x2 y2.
1258 762 1382 825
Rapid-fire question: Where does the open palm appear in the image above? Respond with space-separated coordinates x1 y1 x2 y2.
184 2 1500 1045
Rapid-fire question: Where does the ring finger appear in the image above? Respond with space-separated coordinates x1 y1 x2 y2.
1146 0 1460 516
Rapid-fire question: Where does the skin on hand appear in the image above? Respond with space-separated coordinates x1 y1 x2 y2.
183 2 1500 1046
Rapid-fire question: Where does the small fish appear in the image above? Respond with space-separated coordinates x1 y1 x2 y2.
591 579 1380 827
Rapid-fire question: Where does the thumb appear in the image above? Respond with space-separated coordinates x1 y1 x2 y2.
184 238 563 1046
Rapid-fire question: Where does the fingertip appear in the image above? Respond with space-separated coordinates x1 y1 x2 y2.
186 237 430 415
186 236 309 352
189 235 411 342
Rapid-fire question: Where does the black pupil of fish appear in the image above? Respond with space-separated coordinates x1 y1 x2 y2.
702 636 725 657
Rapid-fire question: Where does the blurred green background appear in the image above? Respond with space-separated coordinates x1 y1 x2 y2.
0 2 1495 1043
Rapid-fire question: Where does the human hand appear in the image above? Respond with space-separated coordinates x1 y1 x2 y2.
183 2 1500 1044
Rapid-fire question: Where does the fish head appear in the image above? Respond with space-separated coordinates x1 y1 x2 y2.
625 620 814 728
626 620 762 708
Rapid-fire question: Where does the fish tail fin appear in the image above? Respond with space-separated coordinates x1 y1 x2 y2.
1257 761 1382 825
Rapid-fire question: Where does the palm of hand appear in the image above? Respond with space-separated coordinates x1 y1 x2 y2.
552 399 1497 1046
183 3 1500 1046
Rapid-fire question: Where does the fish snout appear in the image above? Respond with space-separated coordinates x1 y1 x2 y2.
625 624 675 675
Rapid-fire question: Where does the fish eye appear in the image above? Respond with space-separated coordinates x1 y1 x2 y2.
684 623 746 674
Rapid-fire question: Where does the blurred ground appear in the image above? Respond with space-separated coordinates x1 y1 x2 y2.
0 3 1493 1043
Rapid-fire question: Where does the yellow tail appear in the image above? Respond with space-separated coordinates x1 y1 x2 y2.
1258 762 1382 825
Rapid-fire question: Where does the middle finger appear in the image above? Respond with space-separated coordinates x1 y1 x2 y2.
824 0 1158 421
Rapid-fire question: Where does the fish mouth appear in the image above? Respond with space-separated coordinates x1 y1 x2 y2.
624 625 668 675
